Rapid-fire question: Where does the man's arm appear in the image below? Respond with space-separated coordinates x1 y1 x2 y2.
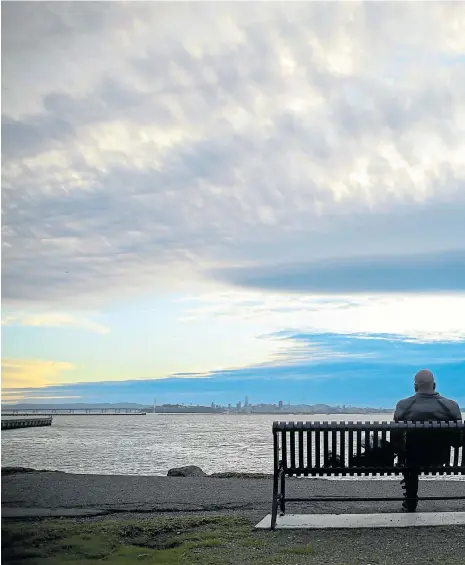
391 401 405 455
449 401 463 448
393 401 405 422
451 401 463 421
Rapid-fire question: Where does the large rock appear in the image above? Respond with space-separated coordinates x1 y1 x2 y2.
167 465 207 477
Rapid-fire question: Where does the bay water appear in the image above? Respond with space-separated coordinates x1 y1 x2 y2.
2 413 462 479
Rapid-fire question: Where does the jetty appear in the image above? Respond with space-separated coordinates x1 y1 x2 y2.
1 409 146 416
2 417 53 430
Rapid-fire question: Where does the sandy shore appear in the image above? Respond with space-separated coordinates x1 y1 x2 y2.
3 470 465 521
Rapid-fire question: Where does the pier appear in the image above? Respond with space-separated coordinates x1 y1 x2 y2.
2 409 146 416
2 417 53 430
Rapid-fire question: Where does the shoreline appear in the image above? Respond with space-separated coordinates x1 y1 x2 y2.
1 467 275 479
3 466 465 481
3 469 465 521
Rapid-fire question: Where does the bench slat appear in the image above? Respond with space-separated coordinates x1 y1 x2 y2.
453 443 460 474
306 426 312 472
340 428 346 469
315 429 321 469
298 422 304 474
347 422 354 476
364 425 371 475
290 429 296 470
382 427 389 477
281 425 287 470
331 427 338 476
323 424 329 471
356 426 362 476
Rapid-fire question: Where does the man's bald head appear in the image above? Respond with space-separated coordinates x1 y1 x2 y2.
414 369 436 393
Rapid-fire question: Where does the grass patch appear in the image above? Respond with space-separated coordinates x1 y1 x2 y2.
241 537 267 548
4 514 461 565
2 516 276 565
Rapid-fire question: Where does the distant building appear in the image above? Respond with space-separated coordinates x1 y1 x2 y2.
278 400 283 409
237 401 242 410
211 402 215 409
245 396 249 407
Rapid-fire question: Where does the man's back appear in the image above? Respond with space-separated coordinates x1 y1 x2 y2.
394 391 462 466
394 392 462 423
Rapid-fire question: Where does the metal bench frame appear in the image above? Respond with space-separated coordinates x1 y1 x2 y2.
271 421 465 529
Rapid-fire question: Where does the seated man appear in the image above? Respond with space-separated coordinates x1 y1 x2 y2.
393 369 462 512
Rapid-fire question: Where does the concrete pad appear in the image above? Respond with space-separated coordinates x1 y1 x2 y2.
255 512 465 529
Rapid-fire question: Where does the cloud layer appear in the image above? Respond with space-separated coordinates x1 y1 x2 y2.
182 291 465 342
3 2 465 308
213 249 465 294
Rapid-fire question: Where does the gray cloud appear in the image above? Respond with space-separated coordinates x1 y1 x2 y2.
2 2 465 308
212 250 465 294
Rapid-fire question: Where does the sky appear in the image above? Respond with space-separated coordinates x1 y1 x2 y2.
1 2 465 407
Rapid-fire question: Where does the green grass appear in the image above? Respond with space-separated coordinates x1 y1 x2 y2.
2 515 315 565
280 546 314 555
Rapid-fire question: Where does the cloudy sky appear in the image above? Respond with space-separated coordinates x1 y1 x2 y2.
2 2 465 407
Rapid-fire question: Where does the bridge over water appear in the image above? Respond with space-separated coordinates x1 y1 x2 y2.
2 409 146 416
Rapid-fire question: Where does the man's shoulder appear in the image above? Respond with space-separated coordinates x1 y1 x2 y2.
437 394 459 405
437 395 461 411
395 395 416 408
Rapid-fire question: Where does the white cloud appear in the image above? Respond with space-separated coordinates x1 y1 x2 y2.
2 3 464 308
180 291 465 342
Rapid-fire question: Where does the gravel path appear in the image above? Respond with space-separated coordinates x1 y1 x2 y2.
3 471 465 520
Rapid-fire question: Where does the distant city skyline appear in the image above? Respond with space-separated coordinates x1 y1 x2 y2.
1 400 397 414
2 3 464 407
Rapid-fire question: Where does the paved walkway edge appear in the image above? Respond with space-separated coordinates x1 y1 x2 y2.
2 508 108 518
256 511 465 529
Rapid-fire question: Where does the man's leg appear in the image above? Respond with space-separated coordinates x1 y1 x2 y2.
401 470 419 512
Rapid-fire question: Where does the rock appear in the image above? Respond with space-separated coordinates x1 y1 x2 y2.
1 467 64 475
209 472 273 479
2 467 37 475
167 465 207 477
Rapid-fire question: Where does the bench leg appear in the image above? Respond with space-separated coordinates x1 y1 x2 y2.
279 470 286 516
271 469 279 530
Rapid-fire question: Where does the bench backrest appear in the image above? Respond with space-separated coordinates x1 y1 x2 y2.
273 421 465 476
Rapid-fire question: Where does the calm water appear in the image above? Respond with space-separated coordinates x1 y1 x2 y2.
2 413 462 479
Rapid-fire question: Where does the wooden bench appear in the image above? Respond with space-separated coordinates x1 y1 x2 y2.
271 421 465 529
